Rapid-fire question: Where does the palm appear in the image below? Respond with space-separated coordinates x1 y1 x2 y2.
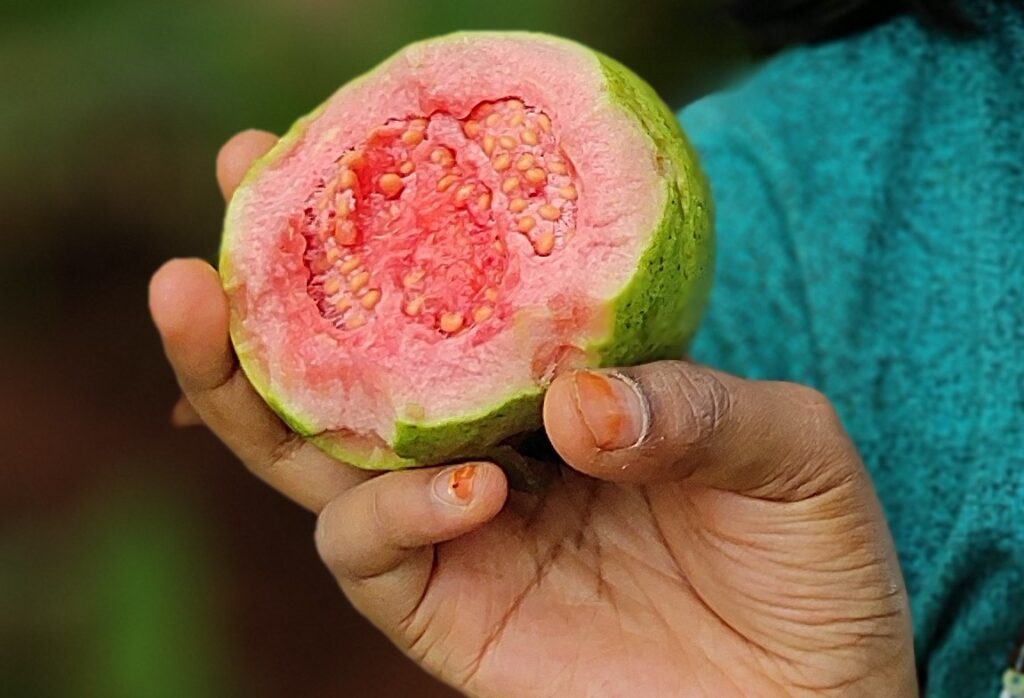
400 470 904 698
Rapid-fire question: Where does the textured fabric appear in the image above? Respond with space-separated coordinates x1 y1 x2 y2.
679 4 1024 696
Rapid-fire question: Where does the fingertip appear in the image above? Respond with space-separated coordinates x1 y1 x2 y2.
431 462 508 523
544 370 654 482
544 373 599 472
149 258 234 391
148 258 187 323
217 129 279 201
149 258 225 342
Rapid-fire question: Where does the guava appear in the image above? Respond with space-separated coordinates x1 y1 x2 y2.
220 31 714 469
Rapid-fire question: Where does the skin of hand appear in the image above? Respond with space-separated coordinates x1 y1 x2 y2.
149 130 918 698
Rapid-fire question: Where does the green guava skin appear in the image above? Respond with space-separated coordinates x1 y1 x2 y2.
220 32 714 471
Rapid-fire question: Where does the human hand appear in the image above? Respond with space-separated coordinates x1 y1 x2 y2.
150 130 916 698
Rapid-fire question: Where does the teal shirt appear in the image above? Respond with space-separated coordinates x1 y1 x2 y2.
680 5 1024 696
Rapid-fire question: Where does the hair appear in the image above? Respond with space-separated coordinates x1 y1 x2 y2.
732 0 978 49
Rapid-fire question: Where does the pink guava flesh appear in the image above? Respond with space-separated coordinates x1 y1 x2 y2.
223 35 669 447
298 98 580 337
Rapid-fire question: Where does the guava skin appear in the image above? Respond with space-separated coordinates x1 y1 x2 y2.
220 32 714 470
1004 669 1024 698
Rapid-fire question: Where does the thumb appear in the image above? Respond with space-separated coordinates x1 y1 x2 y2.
543 361 854 499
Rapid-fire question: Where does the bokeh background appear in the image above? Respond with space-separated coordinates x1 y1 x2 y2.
1 1 750 695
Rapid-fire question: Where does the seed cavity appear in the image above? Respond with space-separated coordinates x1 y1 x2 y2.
299 98 579 335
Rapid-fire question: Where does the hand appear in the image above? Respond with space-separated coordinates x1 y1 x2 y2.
150 131 917 698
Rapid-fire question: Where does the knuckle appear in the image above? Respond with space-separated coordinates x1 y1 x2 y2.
314 490 380 582
316 482 408 584
191 360 241 400
263 432 304 474
770 383 862 496
658 362 732 449
784 383 845 435
367 485 392 542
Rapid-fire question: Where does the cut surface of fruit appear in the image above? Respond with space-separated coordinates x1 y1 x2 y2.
299 98 579 338
220 32 713 468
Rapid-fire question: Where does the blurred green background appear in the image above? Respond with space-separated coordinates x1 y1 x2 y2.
0 1 749 695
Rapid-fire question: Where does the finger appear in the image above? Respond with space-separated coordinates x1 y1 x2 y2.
316 462 507 629
150 257 369 510
544 361 855 498
216 129 278 201
171 394 203 427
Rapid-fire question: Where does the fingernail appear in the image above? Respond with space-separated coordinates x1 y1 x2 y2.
433 464 477 505
573 371 647 451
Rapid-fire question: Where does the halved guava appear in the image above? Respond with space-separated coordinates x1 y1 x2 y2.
220 32 713 469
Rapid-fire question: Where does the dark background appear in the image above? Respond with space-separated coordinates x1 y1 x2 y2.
0 1 749 695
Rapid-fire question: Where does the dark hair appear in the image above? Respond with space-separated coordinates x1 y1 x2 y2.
732 0 977 49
